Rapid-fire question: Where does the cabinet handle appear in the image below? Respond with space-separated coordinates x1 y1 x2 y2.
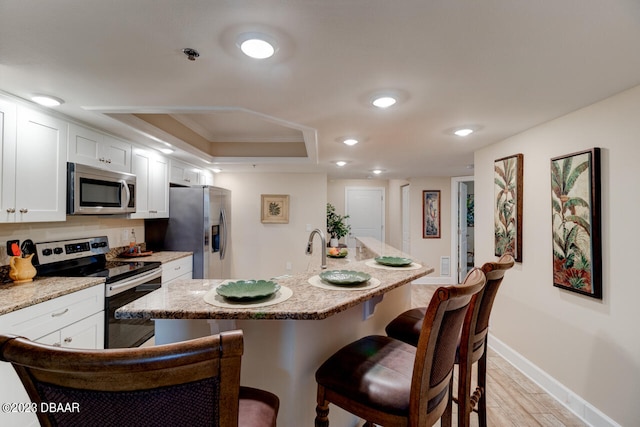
149 210 157 214
6 208 15 213
51 308 69 317
63 337 72 344
184 178 191 182
52 342 61 347
19 208 28 213
174 266 181 271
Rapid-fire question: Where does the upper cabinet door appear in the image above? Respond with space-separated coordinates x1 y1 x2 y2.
0 98 18 223
68 123 131 173
170 158 201 186
14 106 68 222
130 148 169 219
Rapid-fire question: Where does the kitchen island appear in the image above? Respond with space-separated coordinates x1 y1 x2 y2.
116 238 433 427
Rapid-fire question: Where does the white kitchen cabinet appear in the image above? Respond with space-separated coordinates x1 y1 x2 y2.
0 284 104 427
161 256 193 286
130 147 169 219
0 97 17 223
0 106 68 223
36 311 104 349
68 123 132 173
170 158 201 186
200 169 215 186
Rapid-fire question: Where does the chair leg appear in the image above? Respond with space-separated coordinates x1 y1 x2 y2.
315 385 330 427
477 348 488 427
457 357 473 427
440 373 454 427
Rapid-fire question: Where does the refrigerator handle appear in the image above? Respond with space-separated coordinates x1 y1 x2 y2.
220 208 227 260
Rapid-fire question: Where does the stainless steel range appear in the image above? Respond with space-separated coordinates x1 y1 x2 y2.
34 236 162 348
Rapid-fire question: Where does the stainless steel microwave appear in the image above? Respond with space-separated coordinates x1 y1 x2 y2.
67 162 136 215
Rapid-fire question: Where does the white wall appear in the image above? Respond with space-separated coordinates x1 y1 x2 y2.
475 85 640 426
215 172 327 279
408 176 451 276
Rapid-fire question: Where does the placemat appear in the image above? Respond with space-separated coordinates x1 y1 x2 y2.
365 259 423 270
203 285 293 308
308 275 381 291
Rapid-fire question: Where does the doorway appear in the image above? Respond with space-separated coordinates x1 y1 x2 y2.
450 176 475 283
345 186 385 247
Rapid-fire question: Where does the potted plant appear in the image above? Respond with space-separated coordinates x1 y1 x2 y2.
326 203 351 247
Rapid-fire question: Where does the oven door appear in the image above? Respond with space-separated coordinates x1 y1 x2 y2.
105 268 162 348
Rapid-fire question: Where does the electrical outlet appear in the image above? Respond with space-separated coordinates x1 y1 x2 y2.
7 239 20 256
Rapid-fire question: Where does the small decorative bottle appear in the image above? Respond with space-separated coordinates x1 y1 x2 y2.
129 229 138 254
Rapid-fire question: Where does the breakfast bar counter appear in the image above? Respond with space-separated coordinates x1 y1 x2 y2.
116 243 429 321
116 238 433 427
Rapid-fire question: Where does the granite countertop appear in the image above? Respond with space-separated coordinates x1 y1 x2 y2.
116 239 434 321
0 251 193 316
113 251 193 264
0 277 105 316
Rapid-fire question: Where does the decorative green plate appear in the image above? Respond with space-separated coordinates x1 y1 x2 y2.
374 256 413 267
319 270 371 286
216 280 280 301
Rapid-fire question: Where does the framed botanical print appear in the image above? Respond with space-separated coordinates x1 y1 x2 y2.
550 148 602 299
422 190 441 238
261 194 290 224
494 154 523 261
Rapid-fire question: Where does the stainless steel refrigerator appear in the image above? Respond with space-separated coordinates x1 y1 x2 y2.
145 186 230 279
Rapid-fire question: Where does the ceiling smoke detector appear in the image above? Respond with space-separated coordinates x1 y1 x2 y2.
182 48 200 61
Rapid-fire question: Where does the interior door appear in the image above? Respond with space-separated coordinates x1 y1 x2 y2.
458 182 468 282
345 187 384 247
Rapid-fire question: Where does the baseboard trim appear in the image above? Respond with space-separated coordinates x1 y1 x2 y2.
488 334 620 427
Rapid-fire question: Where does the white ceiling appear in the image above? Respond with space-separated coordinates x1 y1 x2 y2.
2 0 640 179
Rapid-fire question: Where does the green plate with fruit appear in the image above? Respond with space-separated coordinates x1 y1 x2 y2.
374 256 413 267
327 247 348 258
216 280 280 301
319 270 371 286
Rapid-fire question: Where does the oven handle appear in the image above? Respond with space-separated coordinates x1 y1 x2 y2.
106 268 162 297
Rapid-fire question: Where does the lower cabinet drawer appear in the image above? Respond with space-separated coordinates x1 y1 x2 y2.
0 285 104 340
162 256 193 284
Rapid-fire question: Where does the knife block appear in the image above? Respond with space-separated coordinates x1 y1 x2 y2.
9 254 36 284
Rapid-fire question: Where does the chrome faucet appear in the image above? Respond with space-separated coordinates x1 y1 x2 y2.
305 228 327 269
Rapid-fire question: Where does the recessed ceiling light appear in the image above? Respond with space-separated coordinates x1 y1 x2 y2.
211 168 222 173
237 33 277 59
372 169 383 175
372 96 397 109
454 128 474 137
31 95 64 107
343 138 359 146
335 161 347 167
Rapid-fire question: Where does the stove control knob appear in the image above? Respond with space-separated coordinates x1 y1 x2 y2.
42 248 53 256
53 247 63 255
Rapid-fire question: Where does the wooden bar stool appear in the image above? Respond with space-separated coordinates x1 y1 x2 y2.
0 330 279 427
314 268 486 427
386 254 515 427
